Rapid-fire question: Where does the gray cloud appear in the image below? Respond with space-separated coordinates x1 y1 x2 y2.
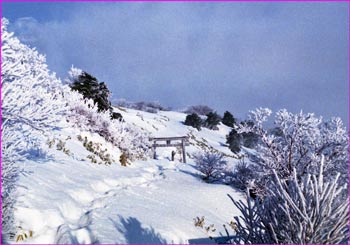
6 2 348 122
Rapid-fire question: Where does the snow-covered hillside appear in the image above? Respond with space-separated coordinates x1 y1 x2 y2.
13 108 243 244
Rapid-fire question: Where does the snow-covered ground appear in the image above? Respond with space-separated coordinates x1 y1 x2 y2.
13 109 243 244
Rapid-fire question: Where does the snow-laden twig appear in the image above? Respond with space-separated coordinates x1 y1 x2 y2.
237 108 348 199
231 157 349 244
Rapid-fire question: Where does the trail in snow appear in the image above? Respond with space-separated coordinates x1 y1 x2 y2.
52 162 168 243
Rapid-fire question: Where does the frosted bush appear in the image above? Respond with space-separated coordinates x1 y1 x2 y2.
1 127 22 242
229 159 257 192
239 108 348 198
193 152 227 181
66 90 151 161
230 156 349 244
2 20 67 129
1 18 68 242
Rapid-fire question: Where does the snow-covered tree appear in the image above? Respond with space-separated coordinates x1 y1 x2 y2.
238 108 348 197
193 152 227 181
1 125 22 242
1 18 68 242
230 156 349 244
2 18 68 145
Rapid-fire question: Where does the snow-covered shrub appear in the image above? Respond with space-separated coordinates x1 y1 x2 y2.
77 136 115 165
239 108 348 197
193 152 227 181
47 138 71 156
184 105 213 116
229 159 257 192
1 18 68 241
1 127 22 242
230 157 349 244
66 91 151 161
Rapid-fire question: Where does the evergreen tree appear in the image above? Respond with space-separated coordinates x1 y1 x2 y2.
68 70 123 121
70 72 111 113
241 131 259 148
184 113 202 131
222 111 236 128
204 111 221 130
226 128 242 153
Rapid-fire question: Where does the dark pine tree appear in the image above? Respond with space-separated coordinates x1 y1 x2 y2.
204 111 221 130
226 128 242 153
70 71 123 121
241 132 259 148
184 113 202 131
70 72 111 112
222 111 236 128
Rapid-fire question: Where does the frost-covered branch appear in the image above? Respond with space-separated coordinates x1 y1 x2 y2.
1 18 68 242
237 108 348 197
231 156 349 244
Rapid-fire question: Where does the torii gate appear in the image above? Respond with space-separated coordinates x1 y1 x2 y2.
149 136 189 163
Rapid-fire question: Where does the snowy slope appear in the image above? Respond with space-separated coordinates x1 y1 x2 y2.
117 108 237 159
13 109 243 244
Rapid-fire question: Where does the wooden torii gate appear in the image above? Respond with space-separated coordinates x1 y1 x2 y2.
149 136 189 163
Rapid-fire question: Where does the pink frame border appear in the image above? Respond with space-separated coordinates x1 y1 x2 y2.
0 1 349 244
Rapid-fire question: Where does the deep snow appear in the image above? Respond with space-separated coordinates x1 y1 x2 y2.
13 108 243 244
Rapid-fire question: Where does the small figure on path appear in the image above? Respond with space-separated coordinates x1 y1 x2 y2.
171 150 176 161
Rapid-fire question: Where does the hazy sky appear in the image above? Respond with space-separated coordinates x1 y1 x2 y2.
3 2 349 122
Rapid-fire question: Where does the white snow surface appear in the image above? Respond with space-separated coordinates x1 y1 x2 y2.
13 108 243 244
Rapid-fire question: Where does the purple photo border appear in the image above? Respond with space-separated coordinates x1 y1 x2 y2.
348 1 350 245
0 0 349 245
1 0 350 2
1 1 3 244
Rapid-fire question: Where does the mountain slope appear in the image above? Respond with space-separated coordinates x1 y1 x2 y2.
13 108 243 244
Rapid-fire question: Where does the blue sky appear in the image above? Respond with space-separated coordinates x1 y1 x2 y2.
2 2 349 123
